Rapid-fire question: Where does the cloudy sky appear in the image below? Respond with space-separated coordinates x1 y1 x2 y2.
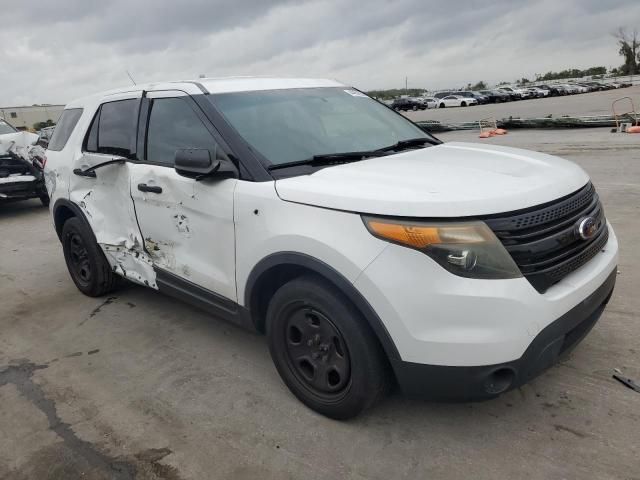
1 0 639 106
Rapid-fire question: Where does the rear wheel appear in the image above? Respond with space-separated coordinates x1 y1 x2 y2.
439 103 445 108
61 217 121 297
266 275 389 419
461 101 467 107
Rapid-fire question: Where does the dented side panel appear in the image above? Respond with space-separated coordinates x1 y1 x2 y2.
69 152 157 288
129 163 237 300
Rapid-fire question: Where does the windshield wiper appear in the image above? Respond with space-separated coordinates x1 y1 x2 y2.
376 137 439 152
267 151 388 171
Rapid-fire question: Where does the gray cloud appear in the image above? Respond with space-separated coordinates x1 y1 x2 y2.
1 0 638 106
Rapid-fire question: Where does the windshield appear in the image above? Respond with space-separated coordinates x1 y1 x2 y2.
211 87 433 167
0 121 17 135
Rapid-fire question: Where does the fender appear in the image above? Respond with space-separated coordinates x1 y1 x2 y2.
52 198 94 242
245 252 401 360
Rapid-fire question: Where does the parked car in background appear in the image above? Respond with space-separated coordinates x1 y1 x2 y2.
570 84 590 94
391 98 426 111
418 97 438 109
456 91 488 104
0 119 49 206
527 87 549 98
559 84 580 94
497 86 527 99
537 85 563 96
583 82 610 91
438 95 477 108
433 91 454 99
480 90 510 103
38 126 56 144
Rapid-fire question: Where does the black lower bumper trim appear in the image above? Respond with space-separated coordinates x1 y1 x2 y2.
391 268 617 401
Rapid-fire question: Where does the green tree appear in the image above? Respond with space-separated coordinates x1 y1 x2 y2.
468 80 487 90
33 119 55 130
615 27 639 74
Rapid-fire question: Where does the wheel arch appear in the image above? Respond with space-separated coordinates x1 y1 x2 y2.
244 252 401 361
53 198 91 241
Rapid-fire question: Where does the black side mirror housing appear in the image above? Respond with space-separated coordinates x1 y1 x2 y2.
174 148 238 180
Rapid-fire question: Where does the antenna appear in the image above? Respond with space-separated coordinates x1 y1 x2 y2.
126 70 137 85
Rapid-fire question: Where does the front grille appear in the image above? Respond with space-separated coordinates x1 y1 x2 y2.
485 183 608 293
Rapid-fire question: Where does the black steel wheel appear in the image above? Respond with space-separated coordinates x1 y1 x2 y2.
266 275 390 419
61 217 122 297
283 306 351 398
67 230 92 287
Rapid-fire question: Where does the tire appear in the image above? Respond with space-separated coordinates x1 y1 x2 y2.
266 275 390 420
39 194 50 207
61 217 121 297
461 101 467 107
439 103 445 108
412 105 417 111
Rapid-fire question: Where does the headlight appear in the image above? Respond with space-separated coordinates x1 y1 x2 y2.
362 216 522 280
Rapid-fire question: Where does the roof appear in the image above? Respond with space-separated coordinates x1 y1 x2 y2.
65 76 347 108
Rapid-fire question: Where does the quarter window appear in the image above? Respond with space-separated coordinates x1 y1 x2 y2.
85 99 138 157
47 108 83 151
145 97 223 166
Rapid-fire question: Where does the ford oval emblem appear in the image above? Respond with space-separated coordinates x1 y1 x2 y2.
577 216 598 240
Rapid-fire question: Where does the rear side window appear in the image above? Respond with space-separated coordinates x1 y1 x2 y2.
47 108 83 151
85 99 138 157
145 97 223 166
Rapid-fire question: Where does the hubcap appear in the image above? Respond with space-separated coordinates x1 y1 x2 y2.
284 307 351 396
68 232 91 284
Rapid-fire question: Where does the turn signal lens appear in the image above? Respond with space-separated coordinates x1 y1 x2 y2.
362 216 522 280
365 220 491 248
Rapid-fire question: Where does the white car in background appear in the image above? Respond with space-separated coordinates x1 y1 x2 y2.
417 97 438 109
571 84 590 94
437 95 477 108
559 84 580 94
527 87 549 98
498 86 530 99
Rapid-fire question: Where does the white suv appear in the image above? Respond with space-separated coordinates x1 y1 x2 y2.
44 77 618 419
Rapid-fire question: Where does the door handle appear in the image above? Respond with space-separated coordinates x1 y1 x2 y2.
138 183 162 194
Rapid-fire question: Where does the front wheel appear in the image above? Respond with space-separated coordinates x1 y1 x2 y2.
461 101 467 107
266 275 389 419
439 103 445 108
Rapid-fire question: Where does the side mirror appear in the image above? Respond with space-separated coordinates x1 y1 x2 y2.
174 148 238 180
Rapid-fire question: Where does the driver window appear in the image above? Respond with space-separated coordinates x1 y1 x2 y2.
146 97 224 166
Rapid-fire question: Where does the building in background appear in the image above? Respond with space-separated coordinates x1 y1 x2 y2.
0 105 64 131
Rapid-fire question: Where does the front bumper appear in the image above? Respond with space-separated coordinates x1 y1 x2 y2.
355 224 618 367
0 175 45 202
391 268 616 400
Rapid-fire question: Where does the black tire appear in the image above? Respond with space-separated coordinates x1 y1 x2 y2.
412 105 418 111
266 275 389 419
61 217 121 297
39 194 50 207
461 101 467 107
439 103 445 108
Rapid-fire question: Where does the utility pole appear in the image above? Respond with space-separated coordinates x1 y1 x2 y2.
405 76 408 94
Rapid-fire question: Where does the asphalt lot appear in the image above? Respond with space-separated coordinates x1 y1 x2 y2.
1 127 639 479
404 85 640 123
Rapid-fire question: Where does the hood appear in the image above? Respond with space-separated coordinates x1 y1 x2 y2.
274 142 590 217
0 131 39 156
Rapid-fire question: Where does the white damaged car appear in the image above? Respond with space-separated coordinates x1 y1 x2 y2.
45 77 618 419
0 119 49 205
